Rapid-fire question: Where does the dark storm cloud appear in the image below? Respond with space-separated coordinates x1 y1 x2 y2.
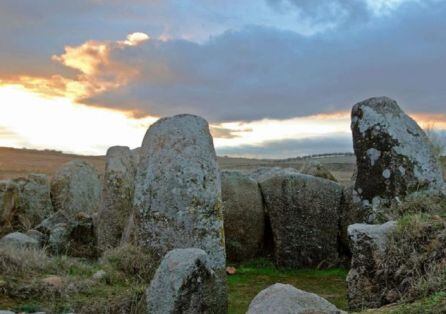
82 0 446 122
216 134 354 159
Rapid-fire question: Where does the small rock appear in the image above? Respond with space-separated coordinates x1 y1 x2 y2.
0 232 39 249
0 311 15 314
299 160 338 182
92 270 107 280
247 283 341 314
226 266 237 275
41 275 63 289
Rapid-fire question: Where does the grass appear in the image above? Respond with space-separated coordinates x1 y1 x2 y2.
227 259 348 314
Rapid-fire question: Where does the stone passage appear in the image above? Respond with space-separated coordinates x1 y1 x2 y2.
97 146 136 251
351 97 444 220
221 170 264 262
133 114 226 308
146 248 222 314
259 172 342 268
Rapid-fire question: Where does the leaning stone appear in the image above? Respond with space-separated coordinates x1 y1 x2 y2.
134 114 226 309
221 170 264 262
0 232 39 249
351 97 444 221
347 221 396 310
51 160 101 219
146 248 222 314
247 283 341 314
97 146 136 251
259 173 342 268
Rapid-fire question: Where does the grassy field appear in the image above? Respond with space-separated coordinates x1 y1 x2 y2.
227 259 348 313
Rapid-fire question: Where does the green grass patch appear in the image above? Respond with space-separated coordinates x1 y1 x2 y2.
227 258 348 314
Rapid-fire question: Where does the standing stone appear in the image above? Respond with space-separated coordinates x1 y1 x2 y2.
146 248 220 314
259 173 342 268
97 146 136 251
51 161 101 219
351 97 444 221
347 221 396 310
134 114 226 308
0 175 53 235
247 283 341 314
221 171 264 262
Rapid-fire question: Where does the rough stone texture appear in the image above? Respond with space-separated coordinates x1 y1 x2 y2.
347 221 396 310
247 283 341 314
300 161 338 182
338 186 369 255
134 114 226 308
221 170 265 262
249 167 299 182
97 146 136 251
37 212 98 258
51 161 101 219
259 173 342 268
146 248 222 314
0 232 39 249
0 175 53 235
351 97 444 221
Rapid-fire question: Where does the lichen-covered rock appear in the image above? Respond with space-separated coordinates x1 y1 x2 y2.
351 97 444 221
249 167 299 182
37 211 98 258
259 173 342 268
0 175 53 235
300 161 337 182
0 232 40 249
247 283 341 314
347 221 396 310
97 146 136 251
134 114 226 308
221 170 264 262
146 248 222 314
51 161 101 219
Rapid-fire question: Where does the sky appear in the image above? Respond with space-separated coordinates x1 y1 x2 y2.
0 0 445 158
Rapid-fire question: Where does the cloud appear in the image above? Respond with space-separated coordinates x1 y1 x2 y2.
216 134 353 159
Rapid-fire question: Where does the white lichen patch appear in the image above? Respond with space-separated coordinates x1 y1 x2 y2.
382 169 391 179
366 148 381 166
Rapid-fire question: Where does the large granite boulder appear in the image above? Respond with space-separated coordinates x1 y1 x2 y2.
300 160 337 182
221 170 264 262
146 248 222 314
0 175 53 235
134 114 226 308
347 221 396 310
97 146 136 251
247 283 341 314
259 173 342 268
51 161 101 219
351 97 444 221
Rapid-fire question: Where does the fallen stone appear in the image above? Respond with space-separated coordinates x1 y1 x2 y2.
247 283 342 314
146 248 222 314
0 232 39 249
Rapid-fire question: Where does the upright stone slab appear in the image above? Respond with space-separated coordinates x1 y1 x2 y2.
351 97 444 220
221 170 265 262
134 114 226 308
146 248 221 314
0 180 20 236
347 221 396 310
97 146 136 251
51 161 101 219
259 173 342 268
